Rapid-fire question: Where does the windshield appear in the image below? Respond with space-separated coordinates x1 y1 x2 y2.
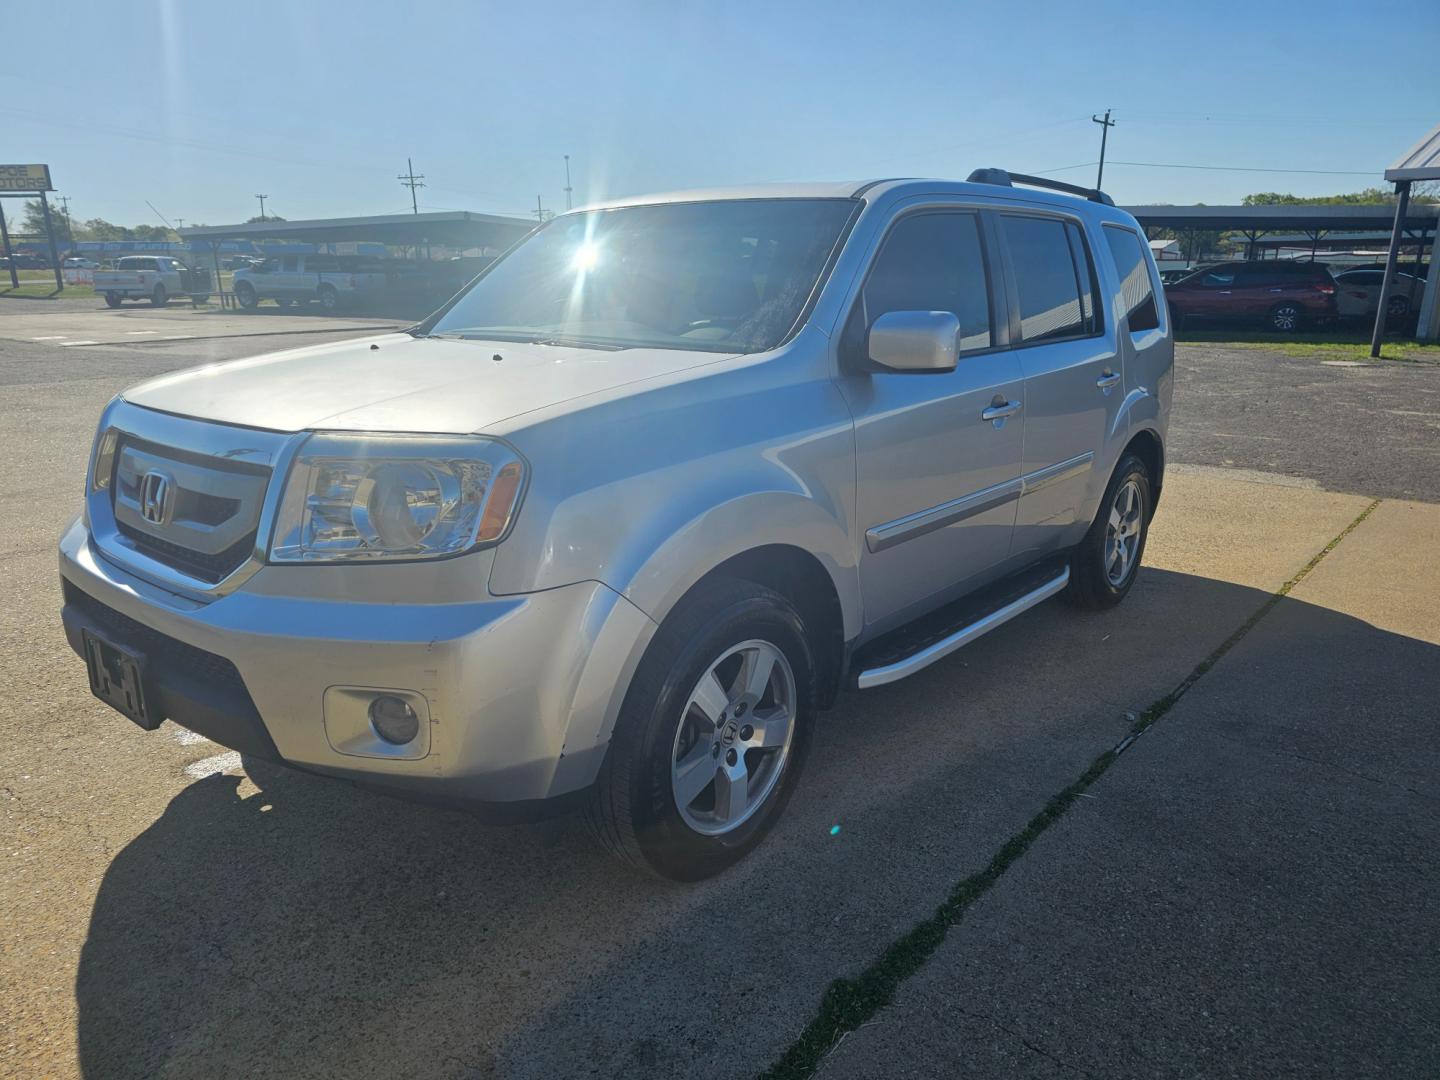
429 198 855 353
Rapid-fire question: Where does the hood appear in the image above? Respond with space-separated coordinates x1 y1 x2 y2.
121 333 734 434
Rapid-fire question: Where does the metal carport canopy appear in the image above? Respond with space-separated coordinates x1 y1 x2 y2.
1121 203 1440 232
178 210 534 249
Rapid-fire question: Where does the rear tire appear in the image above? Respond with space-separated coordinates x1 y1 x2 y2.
587 578 815 881
317 284 339 311
1386 295 1410 319
1268 302 1302 333
104 292 122 308
1065 452 1152 611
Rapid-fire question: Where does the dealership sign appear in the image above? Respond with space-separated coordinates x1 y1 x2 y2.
0 164 54 192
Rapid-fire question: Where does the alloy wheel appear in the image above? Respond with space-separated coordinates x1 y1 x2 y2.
670 639 796 836
1105 479 1143 586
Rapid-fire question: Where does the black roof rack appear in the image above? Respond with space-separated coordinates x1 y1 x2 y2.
967 168 1115 207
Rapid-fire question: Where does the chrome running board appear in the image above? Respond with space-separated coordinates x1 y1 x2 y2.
855 567 1070 690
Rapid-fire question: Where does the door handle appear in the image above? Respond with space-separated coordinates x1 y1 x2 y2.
1218 290 1231 295
981 400 1023 423
1096 371 1121 392
1268 287 1283 293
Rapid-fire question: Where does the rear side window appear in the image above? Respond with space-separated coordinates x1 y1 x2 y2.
998 215 1088 343
1103 226 1161 332
858 212 993 353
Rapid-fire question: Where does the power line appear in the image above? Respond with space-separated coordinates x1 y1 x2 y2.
1107 160 1378 176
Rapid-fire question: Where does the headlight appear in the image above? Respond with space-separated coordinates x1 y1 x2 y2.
269 433 525 563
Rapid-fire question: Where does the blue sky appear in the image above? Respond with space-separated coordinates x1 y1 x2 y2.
5 0 1437 228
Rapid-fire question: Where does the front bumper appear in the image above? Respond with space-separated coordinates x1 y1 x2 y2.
59 518 656 813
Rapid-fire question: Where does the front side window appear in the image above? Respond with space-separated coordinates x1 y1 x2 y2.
282 256 299 272
855 211 993 354
1103 225 1161 332
999 215 1087 343
430 198 856 353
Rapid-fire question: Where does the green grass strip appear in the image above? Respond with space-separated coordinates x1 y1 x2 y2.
760 498 1382 1080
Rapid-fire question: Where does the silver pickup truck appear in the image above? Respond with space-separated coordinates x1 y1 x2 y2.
94 255 211 308
232 253 387 311
61 171 1172 880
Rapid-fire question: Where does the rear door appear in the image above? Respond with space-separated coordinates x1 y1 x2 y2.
996 211 1120 557
841 205 1025 631
276 255 303 298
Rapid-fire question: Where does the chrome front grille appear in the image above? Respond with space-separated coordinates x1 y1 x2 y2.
87 401 296 597
110 435 271 583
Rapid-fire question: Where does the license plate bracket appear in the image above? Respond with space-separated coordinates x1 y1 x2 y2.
82 628 160 730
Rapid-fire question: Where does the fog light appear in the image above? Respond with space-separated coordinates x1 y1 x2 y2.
369 695 419 745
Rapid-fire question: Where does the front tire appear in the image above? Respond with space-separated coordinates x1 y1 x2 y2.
1066 452 1153 611
235 282 258 310
317 284 339 311
150 284 168 307
587 578 815 881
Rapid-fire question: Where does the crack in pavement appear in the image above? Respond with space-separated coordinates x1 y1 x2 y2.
759 499 1383 1080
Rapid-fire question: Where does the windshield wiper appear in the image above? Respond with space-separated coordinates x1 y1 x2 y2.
525 336 627 351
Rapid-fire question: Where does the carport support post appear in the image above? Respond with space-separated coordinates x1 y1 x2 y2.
1370 179 1412 358
0 200 18 289
39 193 63 293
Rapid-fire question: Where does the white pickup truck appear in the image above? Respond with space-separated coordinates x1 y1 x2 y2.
94 256 212 308
231 254 387 312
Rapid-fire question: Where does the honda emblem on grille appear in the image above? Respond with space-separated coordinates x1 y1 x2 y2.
139 470 173 525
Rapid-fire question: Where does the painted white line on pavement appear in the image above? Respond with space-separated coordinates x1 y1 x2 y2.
125 330 160 335
59 340 99 347
184 750 243 779
159 334 193 340
31 335 67 340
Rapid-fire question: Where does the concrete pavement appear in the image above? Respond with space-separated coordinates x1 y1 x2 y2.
815 498 1440 1080
0 304 398 348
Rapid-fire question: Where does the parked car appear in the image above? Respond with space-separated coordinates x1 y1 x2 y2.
1158 267 1198 285
1164 260 1336 332
93 256 212 307
59 172 1172 880
1340 261 1428 279
232 253 386 311
1333 269 1425 320
63 256 99 270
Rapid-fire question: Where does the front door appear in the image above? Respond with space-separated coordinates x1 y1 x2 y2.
839 208 1025 632
995 212 1122 557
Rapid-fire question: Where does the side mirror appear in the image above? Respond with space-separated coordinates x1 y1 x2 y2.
867 310 960 373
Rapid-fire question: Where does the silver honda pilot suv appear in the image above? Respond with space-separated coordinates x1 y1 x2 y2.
62 171 1172 880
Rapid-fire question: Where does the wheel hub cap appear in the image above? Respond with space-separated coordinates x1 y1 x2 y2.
670 639 796 837
1104 479 1143 587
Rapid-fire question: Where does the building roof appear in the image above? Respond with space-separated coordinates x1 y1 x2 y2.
179 210 534 250
1122 203 1440 232
1386 123 1440 182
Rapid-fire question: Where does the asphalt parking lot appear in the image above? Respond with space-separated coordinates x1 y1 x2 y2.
2 302 1438 1078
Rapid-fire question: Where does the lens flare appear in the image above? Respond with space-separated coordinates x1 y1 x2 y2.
570 243 600 272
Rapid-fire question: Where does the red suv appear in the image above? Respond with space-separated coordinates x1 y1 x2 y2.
1165 261 1337 332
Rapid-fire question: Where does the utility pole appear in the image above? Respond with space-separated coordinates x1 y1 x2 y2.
398 158 426 214
535 195 550 223
564 155 573 211
1091 109 1116 191
57 195 73 249
255 194 268 221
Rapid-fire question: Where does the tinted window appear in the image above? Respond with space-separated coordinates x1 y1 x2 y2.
1197 266 1237 286
1103 226 1160 332
1066 222 1099 334
999 215 1086 342
858 212 992 353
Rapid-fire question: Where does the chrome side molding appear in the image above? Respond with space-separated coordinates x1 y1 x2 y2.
856 567 1070 689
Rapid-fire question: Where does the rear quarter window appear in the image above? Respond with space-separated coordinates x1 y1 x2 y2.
1102 225 1161 333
